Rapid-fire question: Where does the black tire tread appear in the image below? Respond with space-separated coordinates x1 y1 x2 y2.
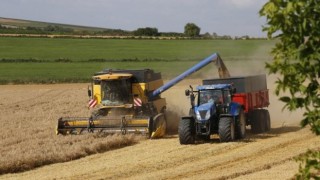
236 109 246 139
219 117 234 142
251 109 268 134
178 117 195 144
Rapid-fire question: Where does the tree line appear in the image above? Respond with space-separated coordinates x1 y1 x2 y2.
0 23 258 39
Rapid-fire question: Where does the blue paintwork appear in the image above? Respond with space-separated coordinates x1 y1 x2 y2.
196 102 214 112
229 102 241 116
150 53 221 98
194 102 215 121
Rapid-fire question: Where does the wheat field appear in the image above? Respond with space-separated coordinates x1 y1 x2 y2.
0 84 142 174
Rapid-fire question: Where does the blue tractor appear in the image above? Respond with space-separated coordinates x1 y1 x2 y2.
179 83 246 144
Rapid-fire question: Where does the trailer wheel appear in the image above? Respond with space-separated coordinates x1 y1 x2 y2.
251 109 265 134
219 117 235 142
263 109 271 131
236 109 246 139
178 117 195 144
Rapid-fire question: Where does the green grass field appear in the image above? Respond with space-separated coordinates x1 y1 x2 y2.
0 37 275 84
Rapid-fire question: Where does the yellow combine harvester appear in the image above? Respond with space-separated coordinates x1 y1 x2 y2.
56 53 229 138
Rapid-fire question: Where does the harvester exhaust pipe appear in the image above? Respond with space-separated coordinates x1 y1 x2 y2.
150 53 230 98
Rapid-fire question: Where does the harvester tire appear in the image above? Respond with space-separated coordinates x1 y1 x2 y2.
219 117 235 142
251 109 265 134
179 117 195 144
236 109 246 139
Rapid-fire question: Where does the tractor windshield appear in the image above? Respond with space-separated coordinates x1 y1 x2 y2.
101 79 131 106
199 89 231 105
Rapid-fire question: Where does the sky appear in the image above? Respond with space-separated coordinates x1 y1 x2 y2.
0 0 268 37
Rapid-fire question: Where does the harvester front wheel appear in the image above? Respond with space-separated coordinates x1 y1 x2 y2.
178 117 195 144
219 117 235 142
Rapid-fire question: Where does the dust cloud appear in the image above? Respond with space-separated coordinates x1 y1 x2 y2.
162 47 304 133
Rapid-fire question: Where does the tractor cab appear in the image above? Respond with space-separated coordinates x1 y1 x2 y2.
197 84 233 105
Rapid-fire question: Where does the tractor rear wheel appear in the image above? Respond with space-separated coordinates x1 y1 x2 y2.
219 117 235 142
178 117 195 144
236 109 246 139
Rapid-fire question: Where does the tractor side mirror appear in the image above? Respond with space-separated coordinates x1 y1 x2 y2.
232 87 236 94
185 89 190 96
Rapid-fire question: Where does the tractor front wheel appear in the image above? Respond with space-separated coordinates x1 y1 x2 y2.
219 117 235 142
178 117 195 144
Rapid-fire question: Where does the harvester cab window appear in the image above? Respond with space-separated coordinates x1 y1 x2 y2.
101 79 131 106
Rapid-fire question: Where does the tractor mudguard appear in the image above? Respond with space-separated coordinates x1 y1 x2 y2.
229 102 242 116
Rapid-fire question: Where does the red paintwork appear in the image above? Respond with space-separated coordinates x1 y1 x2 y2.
232 90 269 113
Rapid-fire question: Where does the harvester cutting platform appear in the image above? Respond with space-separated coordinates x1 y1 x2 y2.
56 53 230 138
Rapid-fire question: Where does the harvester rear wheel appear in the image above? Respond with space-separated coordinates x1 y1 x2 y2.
219 117 235 142
178 117 195 144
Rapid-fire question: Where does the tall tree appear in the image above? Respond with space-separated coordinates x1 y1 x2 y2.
184 23 201 37
260 0 320 178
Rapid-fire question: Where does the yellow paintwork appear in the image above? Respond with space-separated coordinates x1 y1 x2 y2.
93 84 101 104
147 79 164 91
62 118 149 126
151 125 166 138
132 83 147 103
93 73 133 80
131 79 166 113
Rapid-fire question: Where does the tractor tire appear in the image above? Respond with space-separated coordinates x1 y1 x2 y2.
251 109 265 134
178 117 195 144
236 109 246 139
219 117 235 142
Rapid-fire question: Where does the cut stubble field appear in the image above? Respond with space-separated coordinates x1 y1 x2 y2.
0 77 319 179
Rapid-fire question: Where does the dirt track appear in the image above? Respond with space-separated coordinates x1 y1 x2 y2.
1 78 319 179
